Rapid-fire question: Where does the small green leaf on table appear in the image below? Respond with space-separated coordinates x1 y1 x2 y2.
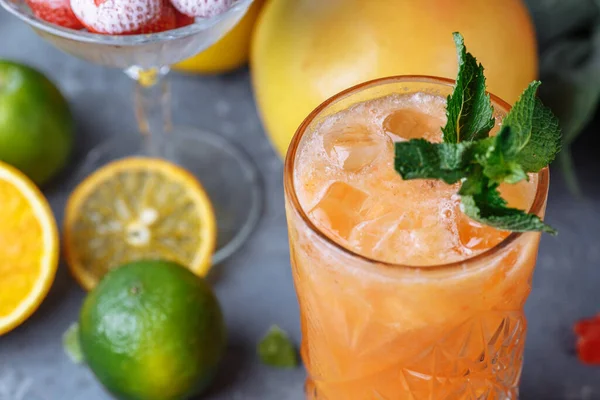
63 322 84 364
258 325 298 369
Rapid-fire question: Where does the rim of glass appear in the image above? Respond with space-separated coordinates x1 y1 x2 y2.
284 75 550 274
0 0 253 46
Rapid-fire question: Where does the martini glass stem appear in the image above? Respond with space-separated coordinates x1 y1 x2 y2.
126 66 172 158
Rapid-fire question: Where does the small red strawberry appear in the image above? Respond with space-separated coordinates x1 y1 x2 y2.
70 0 176 34
574 314 600 365
26 0 85 29
170 0 233 19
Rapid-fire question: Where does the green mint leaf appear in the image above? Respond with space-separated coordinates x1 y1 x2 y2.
63 322 84 364
502 82 562 172
257 325 298 369
501 81 540 151
394 139 472 184
477 128 528 184
441 32 495 143
460 183 557 234
516 97 562 172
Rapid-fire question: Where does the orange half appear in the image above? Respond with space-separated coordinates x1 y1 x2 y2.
0 161 59 335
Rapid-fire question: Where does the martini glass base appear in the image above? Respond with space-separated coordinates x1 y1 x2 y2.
70 127 263 265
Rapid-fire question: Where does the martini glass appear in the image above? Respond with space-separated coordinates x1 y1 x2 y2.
0 0 261 264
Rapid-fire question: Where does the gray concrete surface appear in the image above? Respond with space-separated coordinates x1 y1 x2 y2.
1 10 600 400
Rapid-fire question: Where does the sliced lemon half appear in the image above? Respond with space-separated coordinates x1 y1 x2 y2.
64 157 217 291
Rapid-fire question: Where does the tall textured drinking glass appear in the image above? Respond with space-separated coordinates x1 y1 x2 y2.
0 0 261 263
284 76 549 399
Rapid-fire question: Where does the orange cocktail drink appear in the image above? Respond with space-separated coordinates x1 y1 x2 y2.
284 76 548 399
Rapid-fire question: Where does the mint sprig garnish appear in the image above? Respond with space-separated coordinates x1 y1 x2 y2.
394 32 561 234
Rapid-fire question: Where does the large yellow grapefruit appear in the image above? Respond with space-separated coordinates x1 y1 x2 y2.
251 0 538 158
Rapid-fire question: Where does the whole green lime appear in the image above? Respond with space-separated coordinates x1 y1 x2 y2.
79 260 227 400
0 60 73 186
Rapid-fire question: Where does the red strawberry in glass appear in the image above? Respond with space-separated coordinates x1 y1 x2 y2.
138 2 179 34
26 0 84 29
70 0 177 34
170 0 233 18
175 9 194 27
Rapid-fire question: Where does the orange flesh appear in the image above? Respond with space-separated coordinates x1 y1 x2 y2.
0 182 44 317
288 92 544 399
